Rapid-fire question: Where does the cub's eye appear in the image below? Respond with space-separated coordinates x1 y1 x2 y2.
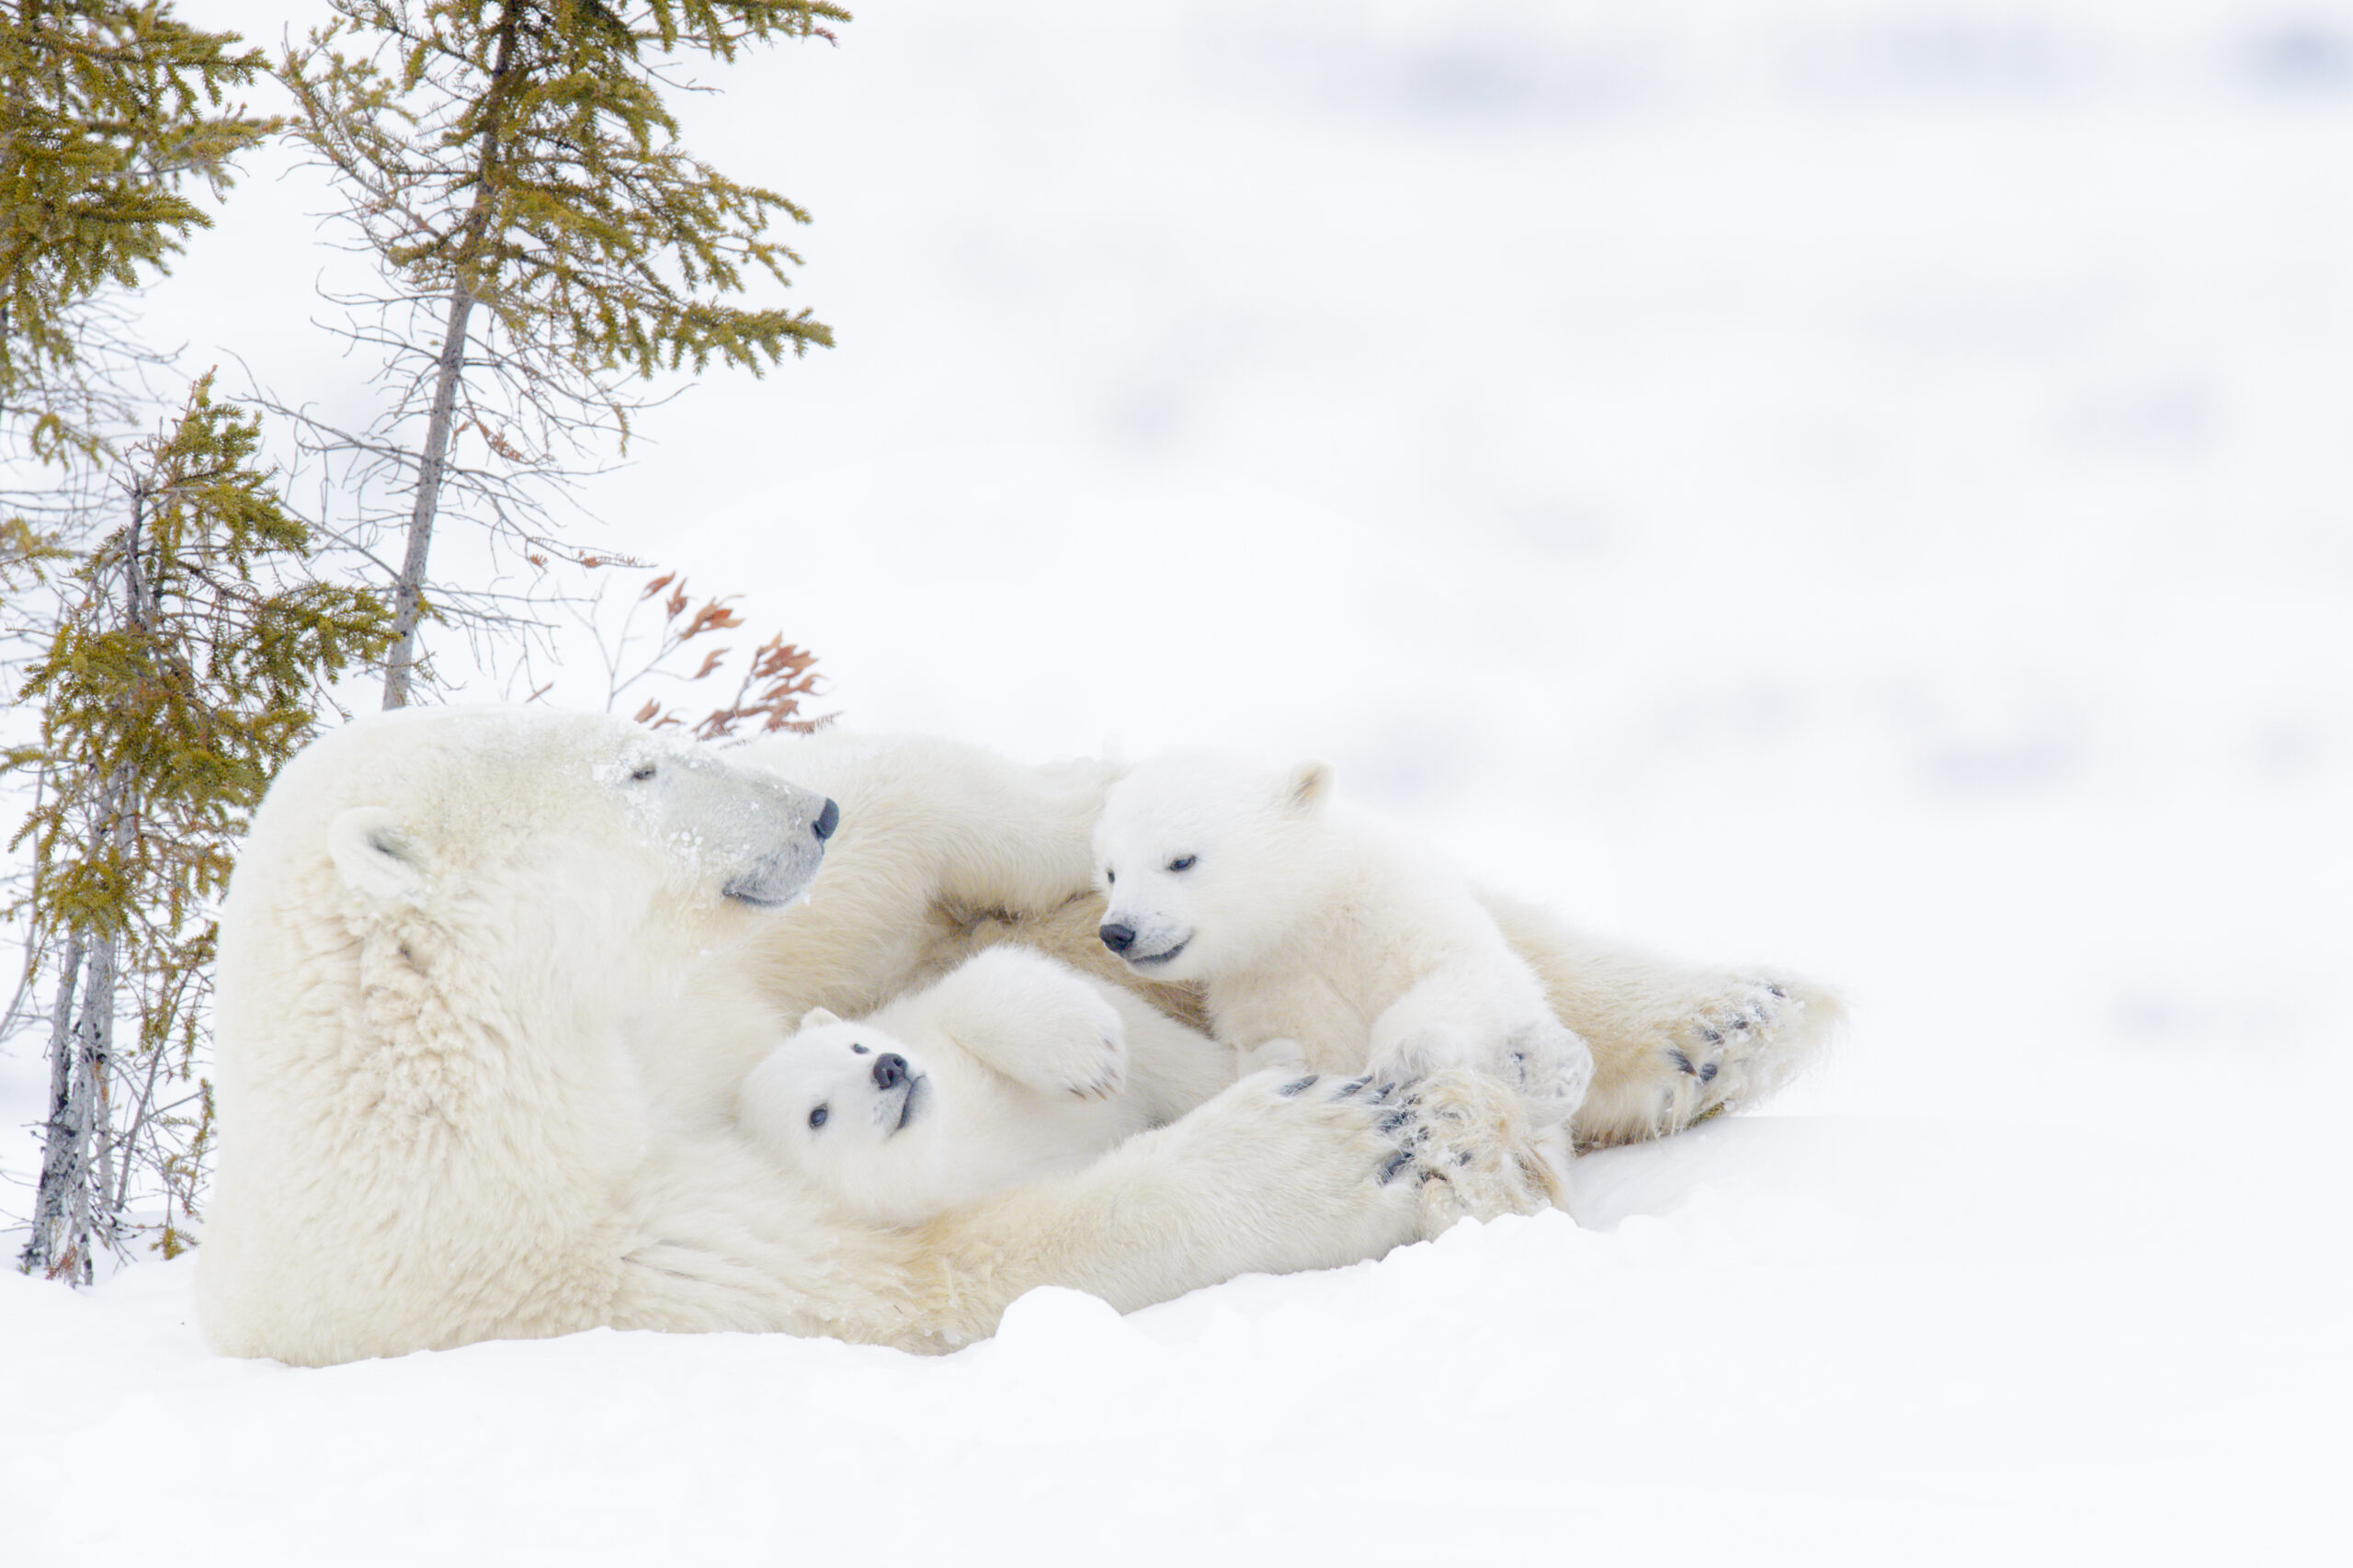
807 1105 829 1129
1167 855 1197 872
1104 869 1116 886
850 1042 869 1055
629 762 657 782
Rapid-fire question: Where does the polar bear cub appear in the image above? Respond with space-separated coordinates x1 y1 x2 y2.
1093 752 1593 1119
740 946 1233 1226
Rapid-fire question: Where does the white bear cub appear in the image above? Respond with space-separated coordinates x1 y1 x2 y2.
1093 752 1593 1119
739 947 1233 1227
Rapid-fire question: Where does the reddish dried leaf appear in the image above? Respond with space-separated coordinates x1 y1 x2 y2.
684 602 745 638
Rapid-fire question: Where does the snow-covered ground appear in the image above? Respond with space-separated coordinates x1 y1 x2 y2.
6 2 2350 1562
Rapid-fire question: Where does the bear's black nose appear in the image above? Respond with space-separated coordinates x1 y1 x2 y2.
1098 923 1135 954
812 798 840 841
871 1052 909 1091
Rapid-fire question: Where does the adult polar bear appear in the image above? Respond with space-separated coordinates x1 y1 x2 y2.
196 709 1833 1366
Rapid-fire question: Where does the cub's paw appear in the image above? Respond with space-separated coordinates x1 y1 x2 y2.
1237 1037 1311 1075
1371 1021 1593 1129
1038 989 1129 1100
1500 1018 1593 1126
1403 1069 1565 1232
1368 1026 1472 1085
953 981 1129 1100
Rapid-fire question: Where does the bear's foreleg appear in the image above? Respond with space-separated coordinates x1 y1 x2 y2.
899 1069 1434 1345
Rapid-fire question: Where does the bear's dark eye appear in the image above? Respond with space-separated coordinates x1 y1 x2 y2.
1104 869 1116 886
850 1042 869 1055
807 1104 829 1129
1167 855 1197 872
629 762 657 782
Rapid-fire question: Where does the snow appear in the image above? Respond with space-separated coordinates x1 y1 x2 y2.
5 2 2351 1562
6 1118 2341 1562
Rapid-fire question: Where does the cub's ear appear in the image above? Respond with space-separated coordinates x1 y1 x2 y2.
1283 759 1335 814
799 1006 842 1030
328 807 427 905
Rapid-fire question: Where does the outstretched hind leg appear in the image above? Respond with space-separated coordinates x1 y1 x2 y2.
1480 892 1843 1151
1574 973 1833 1150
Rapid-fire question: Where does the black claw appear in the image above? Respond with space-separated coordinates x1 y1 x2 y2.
1380 1108 1412 1132
1279 1075 1320 1096
1335 1074 1374 1098
1699 1062 1720 1084
1454 1150 1473 1166
1731 1016 1752 1031
1768 984 1788 999
1701 1028 1724 1046
1668 1049 1696 1076
1378 1152 1415 1185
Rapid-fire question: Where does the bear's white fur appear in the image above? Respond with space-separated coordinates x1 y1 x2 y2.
199 710 1836 1364
1093 752 1597 1119
740 948 1235 1226
198 710 1471 1366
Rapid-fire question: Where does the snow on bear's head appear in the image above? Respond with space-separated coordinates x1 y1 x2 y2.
230 706 840 1008
740 1008 961 1227
1092 751 1341 983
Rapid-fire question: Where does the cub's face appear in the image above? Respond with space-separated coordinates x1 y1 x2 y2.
1091 753 1335 982
742 1014 933 1186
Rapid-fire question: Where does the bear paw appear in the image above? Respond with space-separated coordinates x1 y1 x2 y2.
1263 1070 1434 1197
1654 974 1804 1131
1033 996 1129 1101
1370 1020 1592 1129
1237 1037 1310 1075
1154 1071 1431 1260
1402 1069 1565 1232
950 979 1129 1100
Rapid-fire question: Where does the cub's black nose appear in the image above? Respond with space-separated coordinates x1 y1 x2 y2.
1098 923 1135 954
871 1052 909 1091
812 798 840 841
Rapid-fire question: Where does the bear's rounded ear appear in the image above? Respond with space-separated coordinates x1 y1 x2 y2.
799 1006 842 1031
328 806 427 906
1283 759 1335 815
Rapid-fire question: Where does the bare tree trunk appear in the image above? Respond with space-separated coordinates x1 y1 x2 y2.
18 928 86 1278
18 934 121 1285
378 282 476 709
67 927 119 1281
379 5 520 710
19 491 150 1279
17 766 133 1283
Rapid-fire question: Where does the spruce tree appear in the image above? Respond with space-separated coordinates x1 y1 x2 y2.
277 0 846 708
8 373 394 1278
0 0 275 472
